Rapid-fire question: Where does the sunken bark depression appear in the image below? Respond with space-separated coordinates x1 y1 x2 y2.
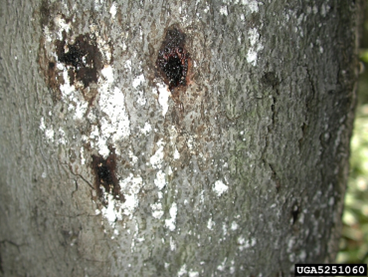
56 34 103 88
156 26 190 95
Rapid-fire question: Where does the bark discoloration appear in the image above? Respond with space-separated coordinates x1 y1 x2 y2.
156 26 191 99
92 151 124 205
56 33 103 88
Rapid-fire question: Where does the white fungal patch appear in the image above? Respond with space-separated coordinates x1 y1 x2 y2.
231 221 238 230
178 264 187 277
100 194 123 224
213 180 228 197
40 117 55 143
97 85 130 157
222 222 227 236
113 174 144 219
230 260 235 274
39 117 46 131
151 203 164 219
219 6 228 16
217 258 227 271
238 236 256 251
59 65 76 96
80 147 85 165
125 60 132 71
155 83 171 117
54 15 71 40
189 271 199 277
154 170 167 190
240 0 260 13
45 128 55 142
122 194 139 216
141 122 152 135
246 28 264 66
109 2 117 18
170 236 176 251
132 74 145 88
207 217 215 230
42 12 132 157
128 150 138 165
237 235 245 245
165 202 178 231
150 139 165 169
101 65 114 83
73 100 88 120
173 148 180 159
58 127 67 145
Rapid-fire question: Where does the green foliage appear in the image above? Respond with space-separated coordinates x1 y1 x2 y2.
361 50 368 63
337 104 368 264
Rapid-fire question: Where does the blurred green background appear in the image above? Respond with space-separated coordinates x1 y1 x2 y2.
336 2 368 264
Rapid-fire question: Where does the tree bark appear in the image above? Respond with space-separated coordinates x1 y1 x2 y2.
0 0 362 276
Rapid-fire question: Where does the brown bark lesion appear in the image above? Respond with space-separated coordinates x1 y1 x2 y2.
91 150 124 205
156 25 192 100
55 33 103 89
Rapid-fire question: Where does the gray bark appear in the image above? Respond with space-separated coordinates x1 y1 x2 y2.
0 0 362 276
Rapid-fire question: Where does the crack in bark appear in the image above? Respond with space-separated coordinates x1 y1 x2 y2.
268 163 281 192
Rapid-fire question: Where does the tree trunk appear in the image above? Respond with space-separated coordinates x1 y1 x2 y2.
0 0 362 276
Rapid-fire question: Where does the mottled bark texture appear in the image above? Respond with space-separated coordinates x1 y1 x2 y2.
0 0 362 276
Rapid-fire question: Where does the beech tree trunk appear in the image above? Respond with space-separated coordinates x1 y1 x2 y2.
0 0 362 276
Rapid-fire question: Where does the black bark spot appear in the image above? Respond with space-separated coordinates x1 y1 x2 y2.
91 151 124 205
48 61 55 70
56 34 103 88
291 205 299 225
156 26 191 96
261 72 279 88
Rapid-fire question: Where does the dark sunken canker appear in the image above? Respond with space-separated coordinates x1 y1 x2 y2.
156 27 190 91
56 34 103 88
91 152 124 205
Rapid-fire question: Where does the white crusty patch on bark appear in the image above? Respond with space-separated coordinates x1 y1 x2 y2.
39 117 55 142
97 82 130 157
41 16 132 160
109 2 117 18
219 6 228 16
150 138 165 169
240 0 261 13
207 217 215 230
165 202 178 231
154 170 167 190
119 174 144 216
231 221 239 230
213 180 228 197
237 236 256 251
154 83 171 117
94 173 144 227
99 194 123 225
151 203 164 219
246 28 264 66
178 264 187 277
